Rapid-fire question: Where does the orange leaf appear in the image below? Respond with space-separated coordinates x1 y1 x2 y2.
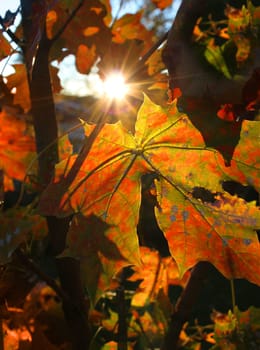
112 12 153 50
151 0 173 10
6 64 31 112
46 10 57 39
83 26 99 37
39 95 260 290
130 247 190 306
0 31 12 59
76 44 96 74
0 109 35 187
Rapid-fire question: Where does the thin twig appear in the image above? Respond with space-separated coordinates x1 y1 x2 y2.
128 31 168 82
230 279 236 312
117 285 128 350
110 0 124 27
135 316 155 350
138 31 168 68
64 111 107 189
0 16 21 46
15 247 70 304
51 0 85 43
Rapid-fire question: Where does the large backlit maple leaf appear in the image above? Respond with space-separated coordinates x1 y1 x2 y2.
39 96 260 299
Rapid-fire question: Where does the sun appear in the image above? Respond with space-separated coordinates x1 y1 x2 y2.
103 71 129 101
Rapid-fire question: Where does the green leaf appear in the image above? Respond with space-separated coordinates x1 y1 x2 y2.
204 40 232 79
211 307 260 349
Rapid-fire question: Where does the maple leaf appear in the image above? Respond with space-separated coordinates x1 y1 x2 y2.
60 213 140 303
6 64 31 112
0 110 35 190
129 247 190 307
112 12 154 51
49 0 111 70
39 95 260 290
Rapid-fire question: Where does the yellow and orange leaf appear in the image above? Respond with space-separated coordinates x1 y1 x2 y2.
112 12 154 51
39 95 260 294
129 247 190 307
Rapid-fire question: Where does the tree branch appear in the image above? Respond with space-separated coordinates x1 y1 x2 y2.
51 0 85 43
161 262 211 350
15 247 70 304
117 285 128 350
0 16 21 46
20 1 91 348
128 31 169 82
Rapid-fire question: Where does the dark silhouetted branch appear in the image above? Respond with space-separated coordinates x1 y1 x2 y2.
51 0 85 43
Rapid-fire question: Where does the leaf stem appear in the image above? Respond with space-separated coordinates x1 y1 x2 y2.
230 279 236 312
117 285 128 350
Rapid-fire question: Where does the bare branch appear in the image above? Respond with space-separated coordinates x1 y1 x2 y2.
15 247 70 304
0 16 21 46
128 31 169 82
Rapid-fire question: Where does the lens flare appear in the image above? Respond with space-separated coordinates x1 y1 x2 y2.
103 72 129 101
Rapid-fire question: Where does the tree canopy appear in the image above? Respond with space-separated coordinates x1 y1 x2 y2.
0 0 259 349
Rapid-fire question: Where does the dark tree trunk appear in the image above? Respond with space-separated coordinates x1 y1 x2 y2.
20 1 91 348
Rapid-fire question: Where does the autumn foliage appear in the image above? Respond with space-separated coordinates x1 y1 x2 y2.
0 0 259 349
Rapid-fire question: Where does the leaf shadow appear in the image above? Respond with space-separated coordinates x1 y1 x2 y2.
178 99 242 165
68 214 128 303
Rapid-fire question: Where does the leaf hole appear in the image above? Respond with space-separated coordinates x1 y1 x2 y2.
222 181 259 204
